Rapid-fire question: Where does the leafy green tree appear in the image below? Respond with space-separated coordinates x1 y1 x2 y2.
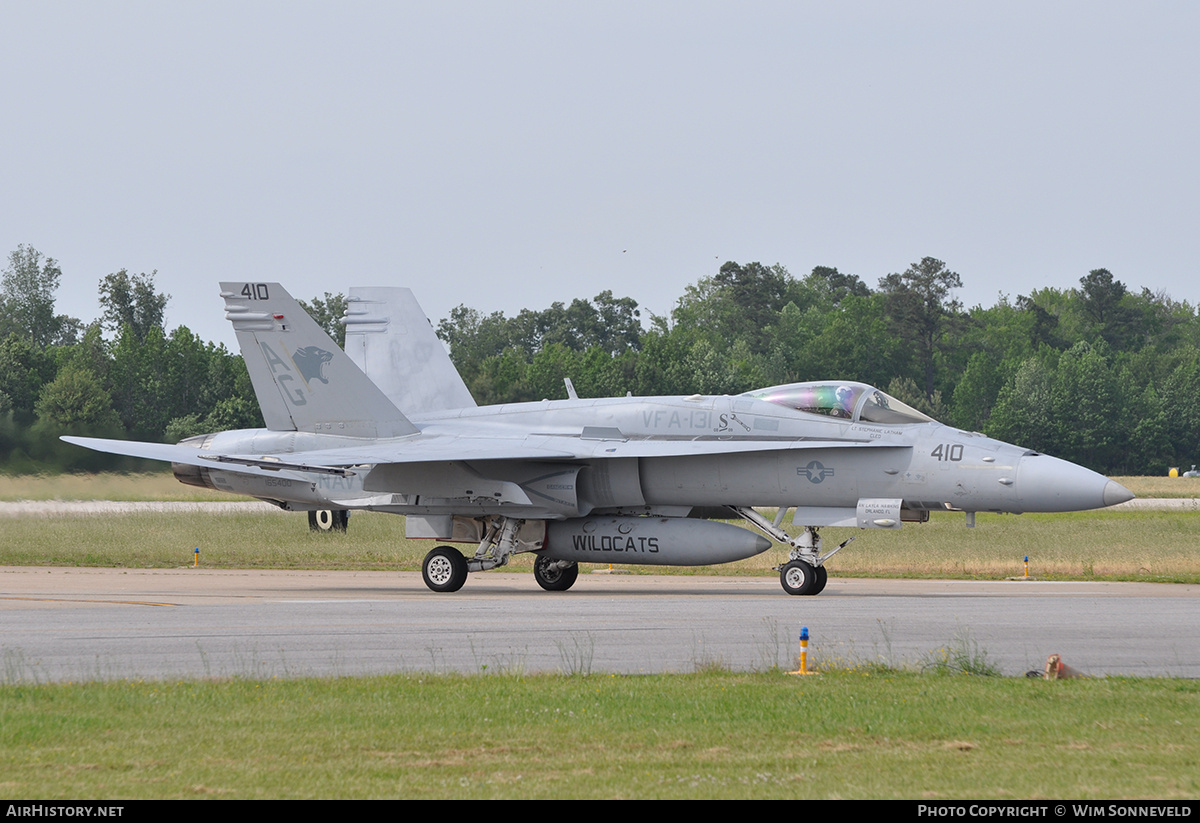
761 300 826 384
987 357 1056 456
887 376 950 422
163 327 221 421
672 261 799 357
1122 287 1196 353
1 245 78 347
470 349 531 405
298 292 347 347
34 365 122 432
987 342 1134 471
806 265 871 306
879 256 964 402
592 290 643 354
1075 268 1141 350
202 395 262 431
106 321 261 441
57 322 111 382
1014 294 1064 352
437 291 643 400
107 324 169 436
631 320 693 396
576 346 637 398
951 351 1005 432
1049 341 1128 470
1128 382 1171 474
0 334 56 424
526 343 581 400
438 305 513 379
1161 350 1200 465
98 270 169 341
805 293 911 389
163 413 206 443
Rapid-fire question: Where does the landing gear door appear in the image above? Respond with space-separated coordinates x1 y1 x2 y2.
856 498 903 529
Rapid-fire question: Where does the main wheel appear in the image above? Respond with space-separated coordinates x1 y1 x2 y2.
422 546 468 592
309 510 349 532
533 556 579 592
780 560 819 596
812 564 828 594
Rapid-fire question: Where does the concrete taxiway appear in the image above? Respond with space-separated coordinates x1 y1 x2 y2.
1 567 1196 682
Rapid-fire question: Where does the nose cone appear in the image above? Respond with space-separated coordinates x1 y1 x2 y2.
1103 479 1135 507
1016 454 1135 512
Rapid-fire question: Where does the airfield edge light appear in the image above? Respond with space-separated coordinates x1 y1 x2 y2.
789 627 819 676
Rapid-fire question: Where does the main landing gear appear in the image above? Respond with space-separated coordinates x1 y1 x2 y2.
731 507 853 596
421 516 575 593
309 510 349 532
533 556 579 591
419 541 579 594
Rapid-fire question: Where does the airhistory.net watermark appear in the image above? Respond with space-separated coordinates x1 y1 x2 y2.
6 808 123 818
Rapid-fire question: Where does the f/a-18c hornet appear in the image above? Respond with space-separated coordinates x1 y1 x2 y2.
65 283 1134 596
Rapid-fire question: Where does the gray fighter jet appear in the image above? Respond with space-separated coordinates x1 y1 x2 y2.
64 282 1134 596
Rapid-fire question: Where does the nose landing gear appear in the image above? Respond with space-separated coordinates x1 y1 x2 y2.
779 559 828 596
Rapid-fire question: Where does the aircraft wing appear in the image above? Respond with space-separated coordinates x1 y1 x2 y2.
558 437 907 459
60 436 361 480
58 434 581 476
256 434 909 468
63 433 908 478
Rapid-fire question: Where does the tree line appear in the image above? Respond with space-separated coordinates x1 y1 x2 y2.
435 259 1200 476
3 244 1198 475
0 246 262 471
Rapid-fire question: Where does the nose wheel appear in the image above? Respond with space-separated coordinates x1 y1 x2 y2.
422 546 468 592
780 560 827 596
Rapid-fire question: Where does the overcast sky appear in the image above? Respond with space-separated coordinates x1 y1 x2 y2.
3 1 1197 348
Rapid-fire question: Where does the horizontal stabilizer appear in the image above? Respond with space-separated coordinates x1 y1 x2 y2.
60 436 353 480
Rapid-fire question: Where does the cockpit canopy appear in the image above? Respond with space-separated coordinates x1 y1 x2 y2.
740 381 934 425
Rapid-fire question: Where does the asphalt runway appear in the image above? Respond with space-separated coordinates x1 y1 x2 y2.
2 567 1197 682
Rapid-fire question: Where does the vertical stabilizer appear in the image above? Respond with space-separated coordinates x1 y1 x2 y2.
344 287 477 414
220 282 418 437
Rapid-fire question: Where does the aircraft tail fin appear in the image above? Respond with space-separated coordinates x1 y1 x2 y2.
221 282 418 437
343 287 477 414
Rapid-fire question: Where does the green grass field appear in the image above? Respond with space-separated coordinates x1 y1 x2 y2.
2 670 1197 799
3 506 1198 583
0 472 244 502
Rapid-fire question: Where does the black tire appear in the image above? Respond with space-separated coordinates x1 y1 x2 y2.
780 560 819 596
309 510 349 532
812 564 828 594
533 556 579 592
422 546 468 593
